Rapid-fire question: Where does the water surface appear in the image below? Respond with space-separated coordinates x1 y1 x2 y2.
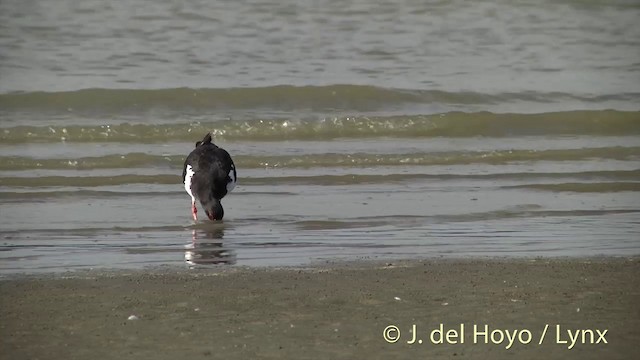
1 0 639 274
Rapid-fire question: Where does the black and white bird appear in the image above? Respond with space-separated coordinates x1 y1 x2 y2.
182 133 237 221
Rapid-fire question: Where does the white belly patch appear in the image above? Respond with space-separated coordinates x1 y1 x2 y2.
184 164 195 201
227 163 237 192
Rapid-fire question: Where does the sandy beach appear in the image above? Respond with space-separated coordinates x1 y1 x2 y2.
1 257 638 359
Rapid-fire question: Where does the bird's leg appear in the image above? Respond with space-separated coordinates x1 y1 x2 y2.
191 201 198 221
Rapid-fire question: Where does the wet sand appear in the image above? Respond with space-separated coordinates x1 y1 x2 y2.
1 258 639 359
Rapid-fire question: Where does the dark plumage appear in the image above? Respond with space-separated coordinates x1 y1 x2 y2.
182 133 237 221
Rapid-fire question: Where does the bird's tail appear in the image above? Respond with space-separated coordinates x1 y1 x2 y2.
195 133 213 148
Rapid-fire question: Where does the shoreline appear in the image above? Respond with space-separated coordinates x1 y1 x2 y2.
2 257 639 359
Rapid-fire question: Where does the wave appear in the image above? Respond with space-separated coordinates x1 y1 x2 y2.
503 182 640 193
0 174 178 187
1 111 639 143
0 190 298 202
1 210 638 237
1 147 638 171
1 169 639 189
2 85 638 112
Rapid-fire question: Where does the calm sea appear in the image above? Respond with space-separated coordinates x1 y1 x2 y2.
1 0 639 274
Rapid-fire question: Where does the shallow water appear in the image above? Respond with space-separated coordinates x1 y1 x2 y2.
1 0 639 274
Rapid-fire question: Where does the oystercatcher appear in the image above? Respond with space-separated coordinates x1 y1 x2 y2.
182 133 237 221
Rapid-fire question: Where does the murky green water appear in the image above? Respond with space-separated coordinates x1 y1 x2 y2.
1 0 639 274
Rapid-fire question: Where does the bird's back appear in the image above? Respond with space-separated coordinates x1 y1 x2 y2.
183 142 236 202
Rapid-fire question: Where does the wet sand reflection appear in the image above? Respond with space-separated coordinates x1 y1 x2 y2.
185 223 236 266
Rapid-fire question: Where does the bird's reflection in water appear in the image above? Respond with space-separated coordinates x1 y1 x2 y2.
185 223 236 267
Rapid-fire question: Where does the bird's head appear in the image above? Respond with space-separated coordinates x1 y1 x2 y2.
205 201 224 221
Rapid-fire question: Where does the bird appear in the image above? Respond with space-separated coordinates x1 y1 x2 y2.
182 133 237 221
